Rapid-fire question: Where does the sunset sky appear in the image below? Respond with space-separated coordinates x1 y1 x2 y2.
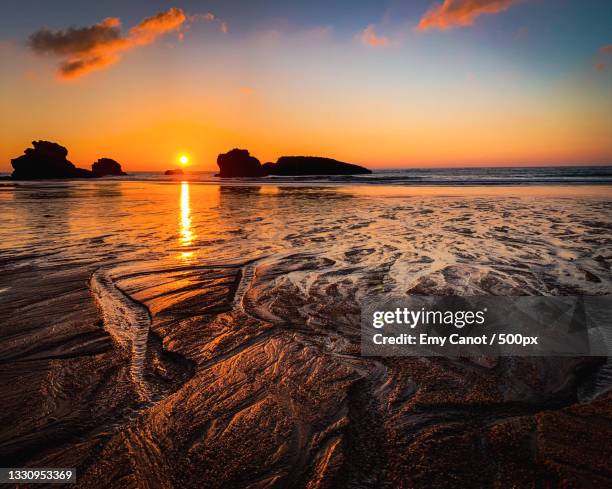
1 0 611 171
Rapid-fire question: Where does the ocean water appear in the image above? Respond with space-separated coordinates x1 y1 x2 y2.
4 165 611 185
1 181 610 298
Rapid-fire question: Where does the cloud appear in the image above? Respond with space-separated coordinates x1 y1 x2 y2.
28 7 187 79
360 25 389 47
594 45 612 71
418 0 517 31
189 13 228 33
128 8 186 43
29 17 122 55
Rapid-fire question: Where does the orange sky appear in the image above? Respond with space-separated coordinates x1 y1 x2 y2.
2 3 612 171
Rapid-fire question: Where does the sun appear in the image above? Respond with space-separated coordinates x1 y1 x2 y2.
178 154 190 166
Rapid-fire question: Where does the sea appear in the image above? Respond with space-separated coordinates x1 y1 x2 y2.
3 165 612 185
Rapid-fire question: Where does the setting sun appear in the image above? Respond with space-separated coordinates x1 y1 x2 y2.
2 2 612 487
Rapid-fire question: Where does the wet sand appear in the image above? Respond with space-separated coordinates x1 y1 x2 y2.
0 182 611 488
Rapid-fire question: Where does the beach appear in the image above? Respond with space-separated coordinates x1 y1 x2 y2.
3 0 612 484
1 180 611 487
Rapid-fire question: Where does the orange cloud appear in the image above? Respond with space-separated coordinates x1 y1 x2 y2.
129 8 185 44
601 45 612 54
418 0 517 31
360 25 389 47
29 8 187 79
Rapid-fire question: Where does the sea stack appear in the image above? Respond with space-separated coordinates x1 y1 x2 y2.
165 169 184 175
216 148 371 177
216 149 263 177
10 140 93 179
269 156 371 175
92 158 127 177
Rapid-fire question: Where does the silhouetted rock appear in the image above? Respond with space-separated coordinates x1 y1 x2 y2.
165 169 184 175
92 158 127 177
216 149 263 177
216 149 371 177
261 162 276 174
269 156 371 175
11 140 93 179
72 168 94 178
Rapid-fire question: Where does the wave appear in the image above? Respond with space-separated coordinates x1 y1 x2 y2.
61 166 612 186
3 166 612 186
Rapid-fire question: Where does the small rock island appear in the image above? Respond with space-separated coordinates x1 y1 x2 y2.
164 169 185 176
216 148 371 178
92 158 127 177
9 141 127 180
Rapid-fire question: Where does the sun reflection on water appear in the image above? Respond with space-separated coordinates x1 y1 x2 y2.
180 181 193 248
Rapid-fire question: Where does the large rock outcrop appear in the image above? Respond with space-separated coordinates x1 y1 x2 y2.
216 149 263 177
10 142 128 180
92 158 127 177
269 156 371 175
165 169 184 176
216 149 371 177
11 140 93 179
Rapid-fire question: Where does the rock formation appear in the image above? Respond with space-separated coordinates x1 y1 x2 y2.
11 140 93 179
92 158 127 177
216 148 371 177
217 148 263 177
270 156 371 175
165 169 184 175
261 162 276 174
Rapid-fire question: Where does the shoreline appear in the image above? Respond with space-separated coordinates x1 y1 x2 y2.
2 164 612 188
1 175 610 487
2 179 612 200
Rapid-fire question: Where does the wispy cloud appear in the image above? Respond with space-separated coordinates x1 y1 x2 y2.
360 25 389 47
28 7 216 79
418 0 517 31
595 45 612 71
189 12 228 33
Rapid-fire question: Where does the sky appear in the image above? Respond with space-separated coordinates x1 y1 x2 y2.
1 0 611 171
